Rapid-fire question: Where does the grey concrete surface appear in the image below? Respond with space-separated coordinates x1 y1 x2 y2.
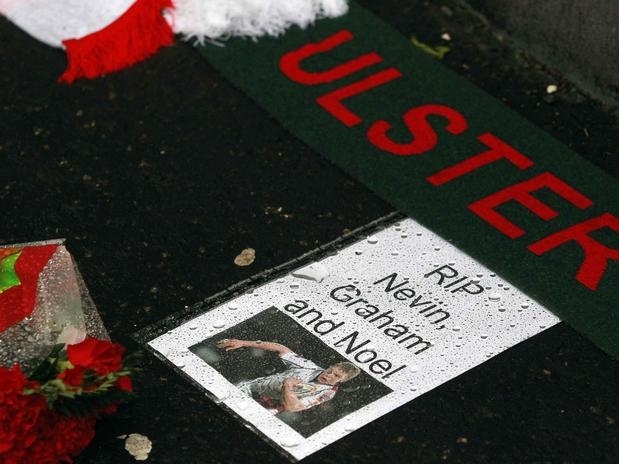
466 0 618 105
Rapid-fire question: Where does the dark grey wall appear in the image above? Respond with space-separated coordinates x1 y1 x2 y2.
465 0 618 104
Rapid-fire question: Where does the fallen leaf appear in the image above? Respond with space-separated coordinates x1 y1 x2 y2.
124 433 152 461
234 248 256 266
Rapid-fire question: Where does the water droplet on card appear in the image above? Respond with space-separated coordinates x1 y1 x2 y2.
280 438 300 448
292 262 330 282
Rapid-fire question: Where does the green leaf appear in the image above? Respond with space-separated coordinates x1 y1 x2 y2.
29 344 68 382
410 35 451 59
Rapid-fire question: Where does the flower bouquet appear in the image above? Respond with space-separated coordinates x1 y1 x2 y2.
0 241 134 464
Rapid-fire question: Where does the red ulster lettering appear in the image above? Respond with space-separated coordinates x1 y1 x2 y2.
528 213 619 290
316 68 403 127
279 29 383 85
468 172 594 239
367 104 468 155
279 29 401 127
426 133 534 186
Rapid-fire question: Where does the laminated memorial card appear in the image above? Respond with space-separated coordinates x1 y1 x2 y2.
146 217 559 460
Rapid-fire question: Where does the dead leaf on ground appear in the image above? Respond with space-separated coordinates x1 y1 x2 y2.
234 248 255 266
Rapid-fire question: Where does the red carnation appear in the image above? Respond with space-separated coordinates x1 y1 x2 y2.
116 375 133 393
1 338 133 463
47 413 97 462
57 365 87 387
11 409 97 464
0 363 28 394
0 365 47 463
67 337 125 375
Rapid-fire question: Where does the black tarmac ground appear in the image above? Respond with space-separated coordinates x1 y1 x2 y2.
1 1 618 463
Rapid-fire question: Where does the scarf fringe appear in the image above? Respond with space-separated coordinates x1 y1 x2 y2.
59 0 174 84
172 0 349 43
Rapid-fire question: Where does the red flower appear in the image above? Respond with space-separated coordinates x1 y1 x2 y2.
45 412 96 463
67 337 125 376
0 364 96 464
57 365 87 387
116 375 133 393
0 364 24 393
1 338 133 463
0 365 47 463
7 409 97 464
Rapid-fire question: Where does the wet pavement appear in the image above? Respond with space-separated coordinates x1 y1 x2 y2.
1 0 618 462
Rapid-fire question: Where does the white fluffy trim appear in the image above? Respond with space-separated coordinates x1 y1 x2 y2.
170 0 349 42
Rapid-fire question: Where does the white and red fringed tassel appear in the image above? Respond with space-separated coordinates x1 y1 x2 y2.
60 0 174 83
0 0 348 83
0 0 174 83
